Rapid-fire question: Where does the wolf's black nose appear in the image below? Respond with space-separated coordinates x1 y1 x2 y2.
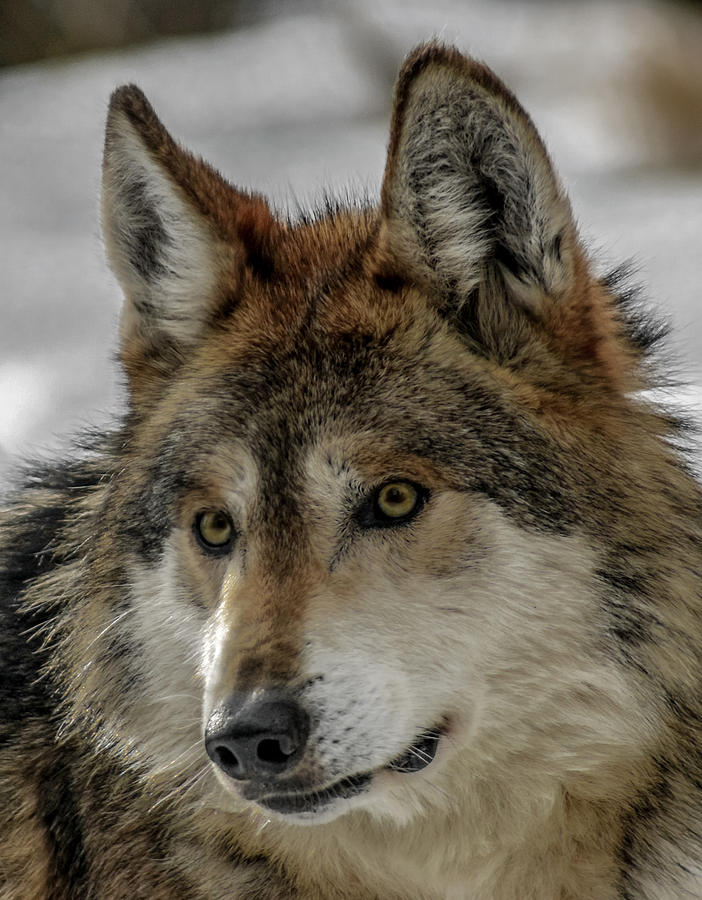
205 691 310 781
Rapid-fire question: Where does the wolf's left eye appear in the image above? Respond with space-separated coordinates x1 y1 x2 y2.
361 480 426 528
376 482 418 519
194 510 235 554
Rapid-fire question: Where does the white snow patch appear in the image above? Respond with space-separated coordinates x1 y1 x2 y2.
0 360 55 454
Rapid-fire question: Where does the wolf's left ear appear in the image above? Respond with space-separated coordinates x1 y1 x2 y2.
379 44 577 309
102 85 278 396
378 45 623 378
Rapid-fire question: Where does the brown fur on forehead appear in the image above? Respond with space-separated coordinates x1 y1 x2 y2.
183 204 416 366
189 208 633 418
277 203 378 283
120 197 648 483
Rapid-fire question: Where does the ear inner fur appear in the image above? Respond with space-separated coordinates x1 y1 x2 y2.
102 85 280 400
376 42 632 389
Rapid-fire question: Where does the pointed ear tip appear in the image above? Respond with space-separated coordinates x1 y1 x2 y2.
408 39 462 59
108 83 148 114
401 41 485 75
104 84 168 163
106 84 160 136
398 42 512 103
398 41 461 81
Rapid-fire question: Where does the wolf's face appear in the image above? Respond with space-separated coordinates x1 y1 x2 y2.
114 286 628 827
95 47 653 826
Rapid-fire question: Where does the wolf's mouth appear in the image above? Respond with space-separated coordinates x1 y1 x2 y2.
258 728 442 816
260 770 373 815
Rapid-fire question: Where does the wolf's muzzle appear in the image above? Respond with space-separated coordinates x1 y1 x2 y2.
205 690 310 781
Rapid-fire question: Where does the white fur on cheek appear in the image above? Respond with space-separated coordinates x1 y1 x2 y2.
122 543 208 779
295 471 653 829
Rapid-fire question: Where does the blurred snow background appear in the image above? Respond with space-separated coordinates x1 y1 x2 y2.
1 0 701 480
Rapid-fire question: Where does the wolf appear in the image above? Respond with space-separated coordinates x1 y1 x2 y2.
1 41 702 899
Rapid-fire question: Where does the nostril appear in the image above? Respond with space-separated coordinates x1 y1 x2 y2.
257 737 294 766
214 745 240 772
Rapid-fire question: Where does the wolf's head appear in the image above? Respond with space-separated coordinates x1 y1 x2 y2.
92 44 671 827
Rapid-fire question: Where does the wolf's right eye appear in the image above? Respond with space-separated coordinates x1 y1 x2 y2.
194 510 235 554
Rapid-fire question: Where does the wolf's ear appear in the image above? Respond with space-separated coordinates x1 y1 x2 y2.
377 45 623 377
102 85 277 395
379 44 577 310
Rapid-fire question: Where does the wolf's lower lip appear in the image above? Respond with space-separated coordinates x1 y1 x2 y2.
260 771 372 815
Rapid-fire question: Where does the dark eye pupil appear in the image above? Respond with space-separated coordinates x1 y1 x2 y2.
385 487 405 505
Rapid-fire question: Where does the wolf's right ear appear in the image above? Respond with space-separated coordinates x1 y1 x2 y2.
102 85 278 397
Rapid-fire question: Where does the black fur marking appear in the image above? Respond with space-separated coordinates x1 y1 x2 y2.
16 455 104 494
603 265 671 357
604 599 655 651
0 487 75 728
246 246 275 281
492 240 530 283
373 271 405 294
121 177 169 282
116 466 183 562
598 567 648 598
597 563 661 653
38 753 89 892
551 232 562 262
1 502 66 592
444 288 488 358
209 292 239 327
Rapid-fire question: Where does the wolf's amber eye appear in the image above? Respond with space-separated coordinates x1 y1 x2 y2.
194 510 235 553
374 482 421 521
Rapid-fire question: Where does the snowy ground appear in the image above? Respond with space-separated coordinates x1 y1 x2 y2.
1 0 701 479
